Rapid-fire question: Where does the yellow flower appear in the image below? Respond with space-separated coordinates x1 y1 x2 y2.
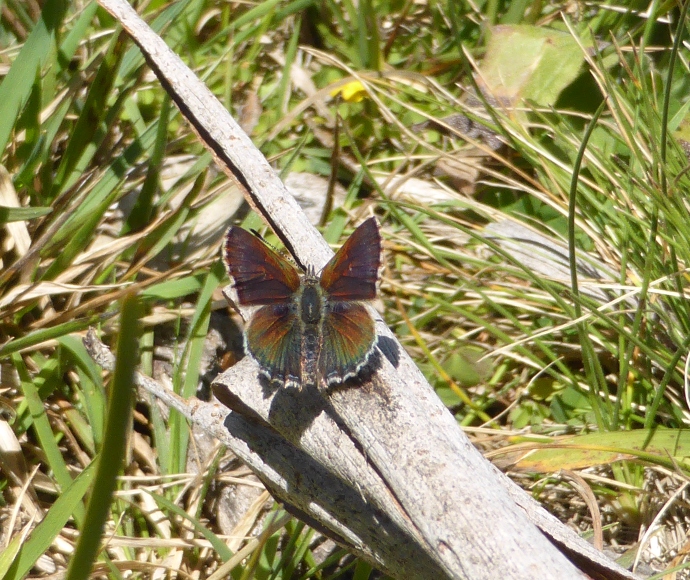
331 81 367 103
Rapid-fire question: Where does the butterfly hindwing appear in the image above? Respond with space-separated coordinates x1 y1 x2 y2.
224 226 300 305
319 217 381 301
319 302 377 385
245 303 302 387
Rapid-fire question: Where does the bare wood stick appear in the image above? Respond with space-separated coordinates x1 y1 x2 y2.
94 2 639 579
83 330 443 578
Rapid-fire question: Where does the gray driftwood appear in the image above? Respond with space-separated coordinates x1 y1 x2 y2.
95 1 641 578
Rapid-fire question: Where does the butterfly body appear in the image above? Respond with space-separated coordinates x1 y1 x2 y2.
223 217 381 388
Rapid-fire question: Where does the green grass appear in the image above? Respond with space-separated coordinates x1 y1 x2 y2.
2 0 690 577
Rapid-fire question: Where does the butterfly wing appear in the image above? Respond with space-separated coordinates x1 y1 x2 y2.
319 302 376 385
246 303 302 387
319 217 381 301
224 226 300 305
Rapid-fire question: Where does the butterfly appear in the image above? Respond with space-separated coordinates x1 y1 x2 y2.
223 217 382 388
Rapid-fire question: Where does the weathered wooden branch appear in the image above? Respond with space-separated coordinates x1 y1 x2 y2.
95 1 641 578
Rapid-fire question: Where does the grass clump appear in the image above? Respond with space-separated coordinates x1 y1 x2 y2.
1 0 690 577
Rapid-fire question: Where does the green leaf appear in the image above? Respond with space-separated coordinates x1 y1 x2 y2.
140 274 206 300
505 428 690 472
0 531 25 578
0 205 52 222
12 353 81 504
58 335 107 449
147 491 233 561
0 315 112 359
482 25 588 107
65 295 140 580
442 347 492 387
2 462 95 580
0 0 68 156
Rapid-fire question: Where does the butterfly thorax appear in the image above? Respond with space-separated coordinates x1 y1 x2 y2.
300 276 322 325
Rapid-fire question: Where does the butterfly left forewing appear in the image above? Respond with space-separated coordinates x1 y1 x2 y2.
224 226 303 387
224 226 300 305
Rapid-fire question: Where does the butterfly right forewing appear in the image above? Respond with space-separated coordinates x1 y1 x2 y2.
317 218 382 385
319 217 381 301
